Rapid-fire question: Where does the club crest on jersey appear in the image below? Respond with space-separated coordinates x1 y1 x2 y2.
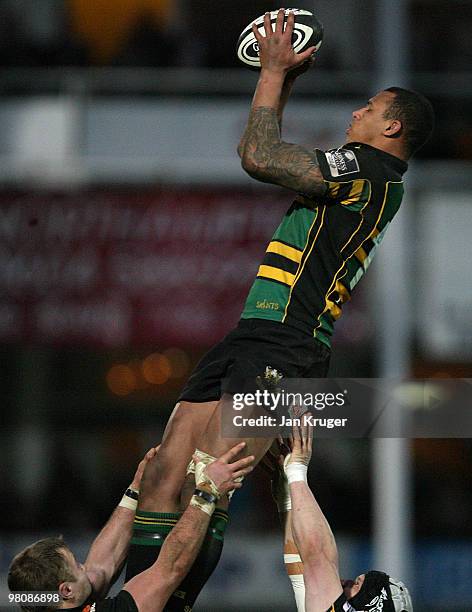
325 149 360 177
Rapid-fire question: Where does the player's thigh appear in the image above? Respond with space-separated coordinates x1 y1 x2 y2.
198 393 274 463
163 400 218 445
141 400 218 495
158 400 219 475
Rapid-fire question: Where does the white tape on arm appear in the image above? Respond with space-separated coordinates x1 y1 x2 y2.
284 462 308 484
118 495 138 511
288 574 306 612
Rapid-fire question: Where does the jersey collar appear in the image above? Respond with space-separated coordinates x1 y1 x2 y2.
343 142 409 175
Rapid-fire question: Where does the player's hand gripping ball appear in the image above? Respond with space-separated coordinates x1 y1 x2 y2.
237 8 323 70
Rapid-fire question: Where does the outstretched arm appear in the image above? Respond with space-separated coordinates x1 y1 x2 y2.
237 62 307 158
238 10 326 198
123 442 254 612
85 446 160 598
286 420 343 612
262 442 306 612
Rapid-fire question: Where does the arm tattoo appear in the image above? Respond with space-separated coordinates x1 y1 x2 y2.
241 106 327 198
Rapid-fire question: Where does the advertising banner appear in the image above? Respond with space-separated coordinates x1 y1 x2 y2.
0 189 289 347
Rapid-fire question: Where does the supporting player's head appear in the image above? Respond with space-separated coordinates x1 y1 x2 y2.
8 536 93 612
344 570 413 612
346 87 434 160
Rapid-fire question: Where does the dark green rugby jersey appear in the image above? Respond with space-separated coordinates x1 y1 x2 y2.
241 142 408 349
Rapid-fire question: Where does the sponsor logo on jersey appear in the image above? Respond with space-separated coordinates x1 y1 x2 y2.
325 149 360 177
364 586 389 610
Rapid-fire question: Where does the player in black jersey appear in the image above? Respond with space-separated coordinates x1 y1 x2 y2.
272 417 413 612
8 443 254 612
135 10 433 603
139 9 434 507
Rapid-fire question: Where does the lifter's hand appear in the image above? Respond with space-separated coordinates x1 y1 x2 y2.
129 445 161 491
196 442 255 497
252 9 316 75
287 414 313 467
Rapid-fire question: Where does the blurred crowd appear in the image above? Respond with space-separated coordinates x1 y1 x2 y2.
1 1 472 161
0 0 470 71
0 1 326 69
0 1 240 68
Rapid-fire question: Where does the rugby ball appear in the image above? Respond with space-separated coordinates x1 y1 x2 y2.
237 8 323 70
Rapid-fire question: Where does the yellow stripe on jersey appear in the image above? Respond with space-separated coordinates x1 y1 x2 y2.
283 206 325 322
340 179 366 206
326 281 351 321
257 265 296 286
325 181 341 199
317 181 394 335
266 240 303 264
354 246 368 263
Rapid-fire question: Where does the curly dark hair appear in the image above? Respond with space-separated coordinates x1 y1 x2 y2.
383 87 435 157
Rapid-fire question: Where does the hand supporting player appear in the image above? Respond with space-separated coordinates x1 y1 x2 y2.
196 442 255 497
129 445 161 492
283 415 313 486
288 414 313 467
252 9 316 75
261 439 292 513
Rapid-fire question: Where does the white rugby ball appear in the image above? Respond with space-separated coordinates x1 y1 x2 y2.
237 8 323 70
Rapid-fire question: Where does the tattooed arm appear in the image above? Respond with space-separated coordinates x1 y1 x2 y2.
240 104 326 197
238 10 326 198
237 73 295 158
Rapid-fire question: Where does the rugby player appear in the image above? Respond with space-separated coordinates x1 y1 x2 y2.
131 8 434 605
8 443 254 612
273 419 413 612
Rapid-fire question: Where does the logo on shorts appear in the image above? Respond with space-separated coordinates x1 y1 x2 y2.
255 365 283 391
264 366 283 385
325 148 360 177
